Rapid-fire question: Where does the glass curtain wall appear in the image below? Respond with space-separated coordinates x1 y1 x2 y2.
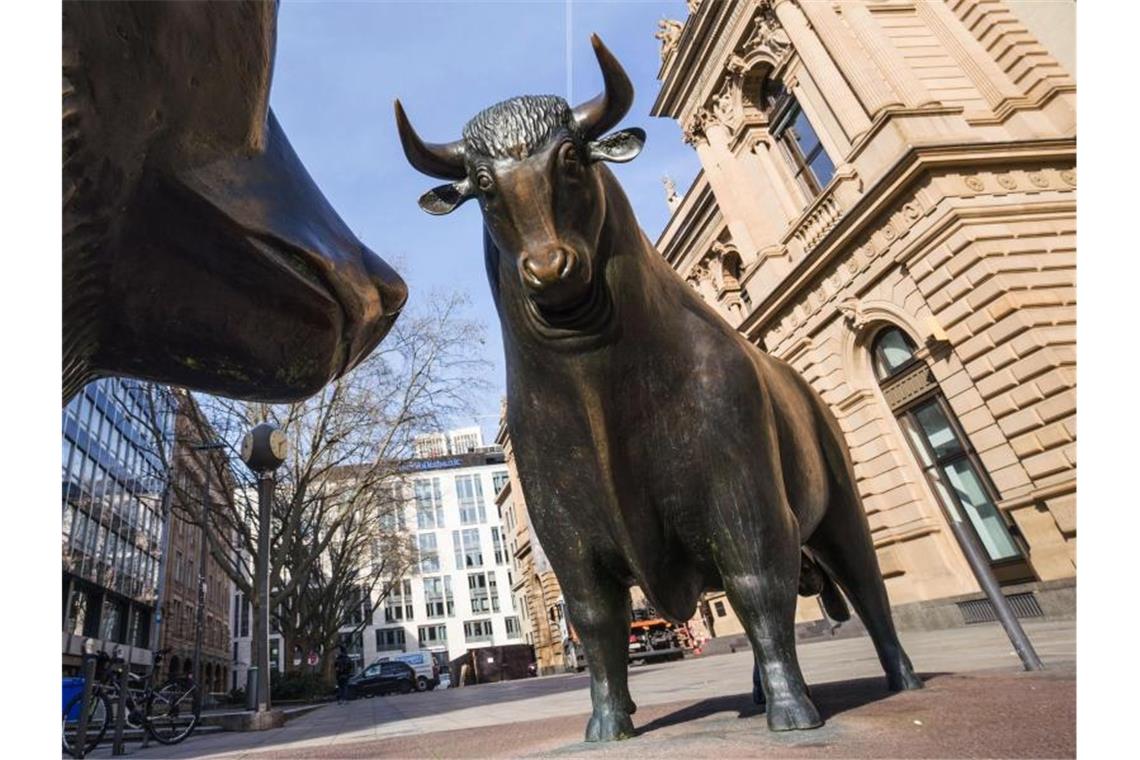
62 379 175 647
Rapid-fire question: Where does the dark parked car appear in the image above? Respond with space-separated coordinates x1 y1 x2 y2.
347 661 416 698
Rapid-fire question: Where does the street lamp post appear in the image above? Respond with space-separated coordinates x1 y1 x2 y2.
943 502 1044 671
240 423 288 714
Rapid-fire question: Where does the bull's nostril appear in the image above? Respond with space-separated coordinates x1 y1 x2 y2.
522 257 544 286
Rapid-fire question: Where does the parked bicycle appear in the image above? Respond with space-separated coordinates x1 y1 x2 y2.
62 646 201 757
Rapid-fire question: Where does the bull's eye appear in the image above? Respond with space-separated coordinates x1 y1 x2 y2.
559 142 580 169
476 169 495 193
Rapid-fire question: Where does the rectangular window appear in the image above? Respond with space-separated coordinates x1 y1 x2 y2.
452 528 483 570
376 627 406 652
418 624 448 647
772 96 835 198
468 572 491 614
414 478 445 530
423 575 455 619
504 616 522 639
379 483 406 533
455 475 487 525
899 399 1022 562
491 527 506 566
463 618 493 642
417 532 440 573
492 470 510 496
383 579 415 624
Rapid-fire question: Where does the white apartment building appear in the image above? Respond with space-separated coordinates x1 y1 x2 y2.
365 445 520 669
231 433 521 684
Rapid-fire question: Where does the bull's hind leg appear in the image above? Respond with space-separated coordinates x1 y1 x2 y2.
561 570 636 741
807 493 923 693
715 499 821 731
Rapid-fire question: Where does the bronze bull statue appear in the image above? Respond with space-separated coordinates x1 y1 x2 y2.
62 0 407 404
397 36 922 741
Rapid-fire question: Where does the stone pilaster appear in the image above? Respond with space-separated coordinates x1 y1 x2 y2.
798 0 901 118
839 1 938 109
771 0 871 144
914 0 1022 112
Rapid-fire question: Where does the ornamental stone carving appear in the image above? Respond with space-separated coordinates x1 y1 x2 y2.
682 107 713 146
663 175 681 212
711 76 744 132
741 5 791 62
838 298 869 330
681 2 793 150
655 18 683 62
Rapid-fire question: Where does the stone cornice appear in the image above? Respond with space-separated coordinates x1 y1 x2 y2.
652 1 750 122
739 137 1077 343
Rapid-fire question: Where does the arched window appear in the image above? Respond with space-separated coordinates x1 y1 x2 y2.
872 327 1033 583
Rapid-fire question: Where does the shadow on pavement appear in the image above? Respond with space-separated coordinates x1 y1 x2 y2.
635 672 949 737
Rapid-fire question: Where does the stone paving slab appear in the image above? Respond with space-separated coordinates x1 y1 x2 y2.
236 669 1076 759
75 619 1075 759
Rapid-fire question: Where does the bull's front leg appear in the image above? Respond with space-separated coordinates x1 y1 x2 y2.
563 570 636 741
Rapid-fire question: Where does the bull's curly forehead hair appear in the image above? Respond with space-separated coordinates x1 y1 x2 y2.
462 95 581 160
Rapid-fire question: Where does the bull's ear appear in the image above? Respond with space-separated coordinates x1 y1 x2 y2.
418 179 473 215
587 128 646 164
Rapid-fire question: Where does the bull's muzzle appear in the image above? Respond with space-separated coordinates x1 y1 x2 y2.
521 246 577 290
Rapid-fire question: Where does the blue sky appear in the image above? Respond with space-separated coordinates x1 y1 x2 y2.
271 0 701 438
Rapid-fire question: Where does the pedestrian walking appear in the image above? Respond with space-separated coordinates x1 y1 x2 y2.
334 646 353 704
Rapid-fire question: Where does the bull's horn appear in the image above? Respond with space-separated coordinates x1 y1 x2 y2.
394 100 467 180
572 35 634 139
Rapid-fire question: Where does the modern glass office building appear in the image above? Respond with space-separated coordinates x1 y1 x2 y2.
62 378 175 670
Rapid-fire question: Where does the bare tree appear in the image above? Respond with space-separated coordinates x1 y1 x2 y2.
126 292 489 682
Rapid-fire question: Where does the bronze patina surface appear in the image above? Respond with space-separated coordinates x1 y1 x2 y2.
62 0 406 403
397 35 921 741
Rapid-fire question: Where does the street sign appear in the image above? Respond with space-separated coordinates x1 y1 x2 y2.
307 651 319 666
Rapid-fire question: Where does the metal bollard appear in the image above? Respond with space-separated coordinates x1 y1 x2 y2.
73 653 97 760
246 667 258 711
111 659 129 755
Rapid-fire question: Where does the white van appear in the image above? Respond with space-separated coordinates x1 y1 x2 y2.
378 651 440 691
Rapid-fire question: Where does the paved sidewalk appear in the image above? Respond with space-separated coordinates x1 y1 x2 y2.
77 619 1075 759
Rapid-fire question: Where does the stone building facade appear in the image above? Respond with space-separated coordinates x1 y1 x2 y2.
653 0 1075 628
158 393 233 692
495 414 569 674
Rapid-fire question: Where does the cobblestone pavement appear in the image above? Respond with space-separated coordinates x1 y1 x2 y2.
78 619 1075 759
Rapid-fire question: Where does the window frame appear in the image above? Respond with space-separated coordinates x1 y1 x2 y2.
769 93 835 198
870 327 1033 580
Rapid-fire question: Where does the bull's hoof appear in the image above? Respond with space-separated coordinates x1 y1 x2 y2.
624 697 638 716
766 697 822 732
585 709 635 742
888 669 924 692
